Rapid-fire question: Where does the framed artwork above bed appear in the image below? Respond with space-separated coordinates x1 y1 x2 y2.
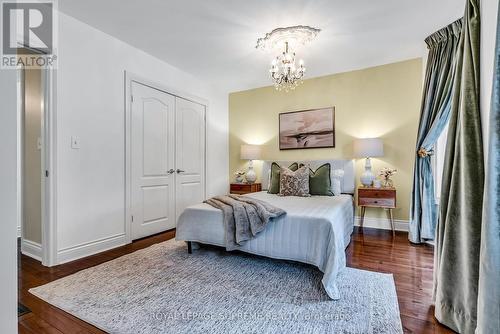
279 107 335 150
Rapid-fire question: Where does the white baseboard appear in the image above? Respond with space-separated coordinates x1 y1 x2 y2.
17 226 21 238
354 216 409 232
21 239 42 261
57 233 128 265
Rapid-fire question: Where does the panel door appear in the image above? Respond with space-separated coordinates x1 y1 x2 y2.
175 97 206 221
131 82 175 240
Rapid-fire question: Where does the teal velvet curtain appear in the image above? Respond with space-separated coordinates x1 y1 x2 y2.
409 20 462 243
433 0 484 333
476 3 500 333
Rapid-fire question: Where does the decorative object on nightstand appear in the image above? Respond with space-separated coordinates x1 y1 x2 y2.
353 138 384 187
234 170 245 183
240 144 261 184
230 183 262 195
378 167 397 188
358 186 397 236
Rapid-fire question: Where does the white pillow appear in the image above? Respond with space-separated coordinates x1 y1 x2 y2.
266 168 272 190
331 169 344 196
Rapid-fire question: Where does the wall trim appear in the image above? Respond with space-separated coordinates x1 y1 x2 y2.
354 216 409 232
17 226 21 238
57 233 127 265
21 239 42 262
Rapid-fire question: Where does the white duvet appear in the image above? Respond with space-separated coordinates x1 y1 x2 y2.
176 191 354 300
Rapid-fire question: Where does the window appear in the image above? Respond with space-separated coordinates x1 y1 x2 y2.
433 123 449 201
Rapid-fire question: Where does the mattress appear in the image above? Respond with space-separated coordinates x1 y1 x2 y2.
176 191 355 299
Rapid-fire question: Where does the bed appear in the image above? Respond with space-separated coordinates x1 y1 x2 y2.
176 159 355 300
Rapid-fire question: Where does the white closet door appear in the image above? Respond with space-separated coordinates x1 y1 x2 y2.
175 97 205 221
131 82 176 240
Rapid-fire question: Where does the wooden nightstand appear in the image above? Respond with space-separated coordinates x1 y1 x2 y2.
230 183 262 195
358 187 397 236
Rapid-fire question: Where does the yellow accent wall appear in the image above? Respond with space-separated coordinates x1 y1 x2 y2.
229 58 422 221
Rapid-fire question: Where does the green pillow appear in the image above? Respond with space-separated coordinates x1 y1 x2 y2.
308 163 333 196
268 162 299 194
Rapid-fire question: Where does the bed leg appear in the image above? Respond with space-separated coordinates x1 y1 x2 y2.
187 241 192 254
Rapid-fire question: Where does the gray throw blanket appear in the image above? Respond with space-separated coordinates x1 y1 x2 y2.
204 194 286 250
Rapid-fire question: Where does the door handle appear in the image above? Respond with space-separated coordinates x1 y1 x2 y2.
167 169 175 174
176 169 185 174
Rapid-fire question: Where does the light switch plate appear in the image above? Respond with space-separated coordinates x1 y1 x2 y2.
71 136 80 149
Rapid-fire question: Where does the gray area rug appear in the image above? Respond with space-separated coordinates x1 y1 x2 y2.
30 240 403 334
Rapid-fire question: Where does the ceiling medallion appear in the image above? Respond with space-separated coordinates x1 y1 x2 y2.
256 25 320 92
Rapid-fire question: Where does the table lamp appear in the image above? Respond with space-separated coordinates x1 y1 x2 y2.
353 138 384 187
240 144 261 184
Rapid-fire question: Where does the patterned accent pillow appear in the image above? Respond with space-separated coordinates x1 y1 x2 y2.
279 166 310 197
268 162 299 194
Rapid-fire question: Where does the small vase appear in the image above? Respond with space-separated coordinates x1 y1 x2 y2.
383 179 393 188
235 175 244 183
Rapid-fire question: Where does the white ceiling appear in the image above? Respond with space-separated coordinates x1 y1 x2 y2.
59 0 464 92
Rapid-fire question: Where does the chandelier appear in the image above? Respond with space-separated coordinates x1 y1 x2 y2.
256 25 320 92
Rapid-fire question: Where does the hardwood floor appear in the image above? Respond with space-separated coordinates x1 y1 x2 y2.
18 228 455 333
346 228 454 333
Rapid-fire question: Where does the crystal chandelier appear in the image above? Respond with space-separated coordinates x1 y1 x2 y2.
256 25 320 92
270 41 305 91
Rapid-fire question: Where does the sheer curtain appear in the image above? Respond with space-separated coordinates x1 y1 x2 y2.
409 20 462 243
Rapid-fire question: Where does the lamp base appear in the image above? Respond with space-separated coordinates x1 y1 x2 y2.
245 168 256 184
245 165 257 184
360 157 375 187
360 171 375 187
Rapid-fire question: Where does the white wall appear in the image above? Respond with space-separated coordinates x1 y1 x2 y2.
480 0 499 160
0 70 19 333
55 13 228 263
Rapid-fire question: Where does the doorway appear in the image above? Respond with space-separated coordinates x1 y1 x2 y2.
19 67 43 261
18 64 55 266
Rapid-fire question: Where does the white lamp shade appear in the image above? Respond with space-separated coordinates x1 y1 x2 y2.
240 145 261 160
353 138 384 158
